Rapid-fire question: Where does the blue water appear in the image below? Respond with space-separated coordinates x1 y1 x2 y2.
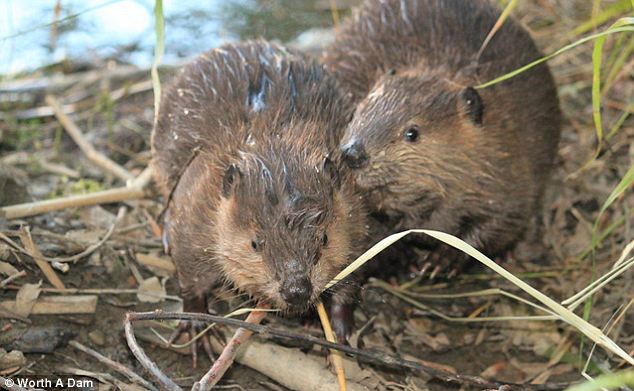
0 0 335 76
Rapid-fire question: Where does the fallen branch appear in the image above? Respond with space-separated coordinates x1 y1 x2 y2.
127 311 571 391
194 307 267 391
69 340 158 391
45 94 133 181
124 313 183 391
209 329 366 391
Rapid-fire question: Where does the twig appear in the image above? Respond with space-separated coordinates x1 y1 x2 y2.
69 340 158 391
47 206 126 263
38 160 80 178
0 270 26 288
0 181 142 220
124 313 183 391
45 94 133 181
18 226 65 289
127 311 571 391
1 207 125 264
194 307 268 391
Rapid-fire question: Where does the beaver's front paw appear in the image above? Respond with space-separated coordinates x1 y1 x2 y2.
414 244 473 280
328 301 355 345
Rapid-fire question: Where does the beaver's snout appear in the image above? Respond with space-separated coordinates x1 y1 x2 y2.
342 140 369 169
280 273 312 307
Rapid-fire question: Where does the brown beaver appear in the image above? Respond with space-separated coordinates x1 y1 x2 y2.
151 41 368 361
322 0 561 275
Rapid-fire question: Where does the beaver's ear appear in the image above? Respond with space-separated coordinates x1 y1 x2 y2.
460 87 484 126
222 164 241 198
322 156 341 189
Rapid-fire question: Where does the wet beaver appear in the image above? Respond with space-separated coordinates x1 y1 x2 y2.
151 41 368 359
322 0 561 275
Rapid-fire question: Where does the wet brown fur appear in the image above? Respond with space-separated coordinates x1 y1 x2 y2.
322 0 561 262
151 41 368 314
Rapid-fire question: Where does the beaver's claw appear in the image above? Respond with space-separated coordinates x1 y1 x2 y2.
167 319 217 368
415 245 470 280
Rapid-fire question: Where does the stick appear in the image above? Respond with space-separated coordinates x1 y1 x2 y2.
18 227 65 289
0 270 26 288
45 94 133 181
1 295 97 315
1 207 125 264
210 329 366 391
0 183 142 220
194 307 268 391
127 311 571 391
124 313 183 391
69 340 158 391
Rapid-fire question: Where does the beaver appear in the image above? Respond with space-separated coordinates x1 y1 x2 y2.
322 0 561 275
151 41 368 362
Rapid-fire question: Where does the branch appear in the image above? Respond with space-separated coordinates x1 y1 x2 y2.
194 308 267 391
127 311 572 391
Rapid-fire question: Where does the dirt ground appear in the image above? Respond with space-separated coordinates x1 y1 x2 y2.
1 1 633 390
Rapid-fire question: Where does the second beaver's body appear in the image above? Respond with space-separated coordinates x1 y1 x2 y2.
323 0 561 273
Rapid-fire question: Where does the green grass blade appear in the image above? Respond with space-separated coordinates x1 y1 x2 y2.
564 370 634 391
591 30 605 142
603 33 634 95
606 103 634 140
598 164 634 218
152 0 165 118
326 229 634 366
476 20 634 89
572 0 632 36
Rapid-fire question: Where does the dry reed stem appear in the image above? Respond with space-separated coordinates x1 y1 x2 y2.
0 167 150 220
46 94 133 181
316 302 347 391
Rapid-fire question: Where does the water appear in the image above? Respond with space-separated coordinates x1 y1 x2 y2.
0 0 337 76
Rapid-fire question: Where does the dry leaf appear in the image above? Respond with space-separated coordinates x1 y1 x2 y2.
0 261 19 277
137 277 166 303
0 349 26 371
14 282 42 317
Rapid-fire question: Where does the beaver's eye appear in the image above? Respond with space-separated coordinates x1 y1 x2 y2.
404 127 420 143
251 239 262 251
322 233 329 246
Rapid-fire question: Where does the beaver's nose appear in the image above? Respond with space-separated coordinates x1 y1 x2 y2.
341 140 369 169
280 275 312 307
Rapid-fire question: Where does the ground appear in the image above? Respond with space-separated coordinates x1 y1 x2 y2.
0 0 632 390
